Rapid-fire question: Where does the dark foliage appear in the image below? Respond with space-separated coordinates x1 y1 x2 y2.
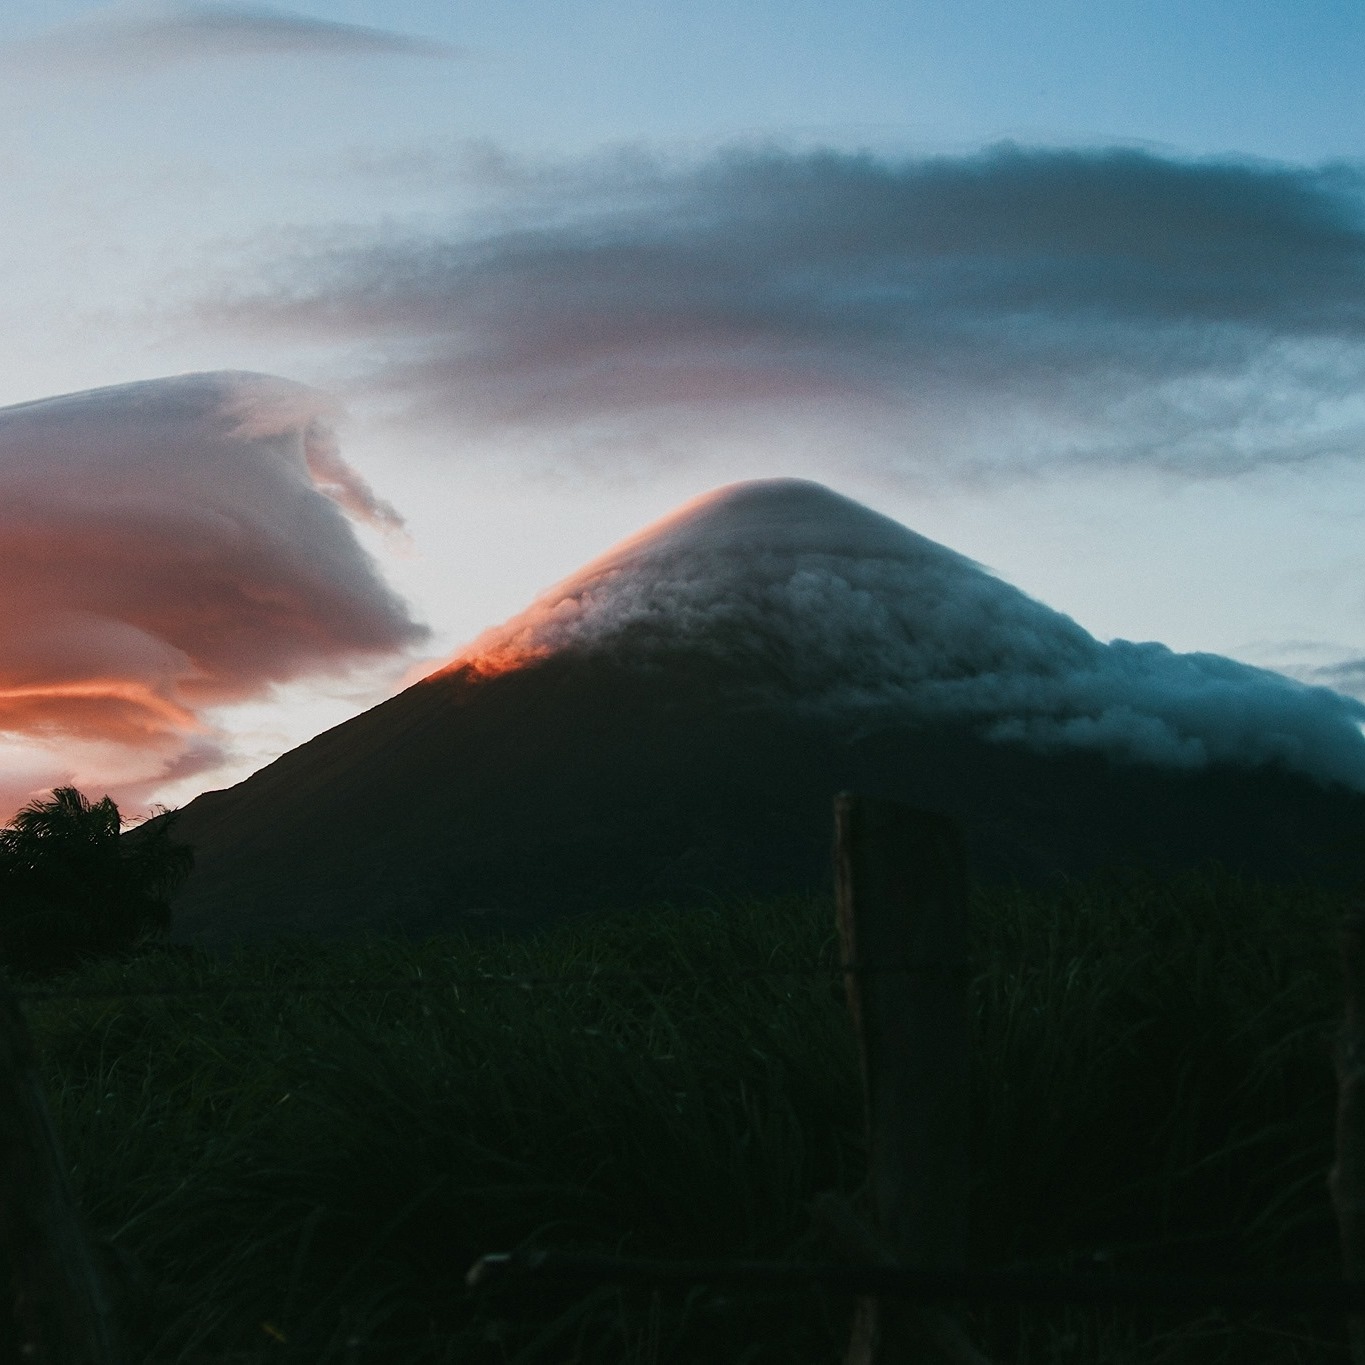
24 875 1355 1362
0 787 193 975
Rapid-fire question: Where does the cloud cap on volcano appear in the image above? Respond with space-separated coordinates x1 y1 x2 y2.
0 370 426 816
449 478 1365 790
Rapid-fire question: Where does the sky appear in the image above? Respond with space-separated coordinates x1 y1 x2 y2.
2 0 1365 817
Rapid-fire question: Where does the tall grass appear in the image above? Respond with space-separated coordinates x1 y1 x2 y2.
12 870 1357 1362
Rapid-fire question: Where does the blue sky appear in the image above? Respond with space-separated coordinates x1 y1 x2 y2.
1 0 1364 813
5 0 1359 161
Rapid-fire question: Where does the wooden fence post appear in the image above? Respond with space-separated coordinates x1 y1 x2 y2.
0 972 119 1363
833 793 979 1365
1331 910 1365 1365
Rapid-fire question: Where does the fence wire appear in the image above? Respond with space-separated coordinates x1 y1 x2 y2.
6 919 1341 1006
466 1248 1365 1313
10 960 959 1005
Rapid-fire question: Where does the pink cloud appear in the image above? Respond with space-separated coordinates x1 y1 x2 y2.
0 370 426 818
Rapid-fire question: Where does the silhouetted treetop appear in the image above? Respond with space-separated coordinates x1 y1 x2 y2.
0 787 193 975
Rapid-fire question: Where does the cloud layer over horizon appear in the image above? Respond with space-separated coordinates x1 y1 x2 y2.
0 371 425 818
450 478 1365 791
213 143 1365 479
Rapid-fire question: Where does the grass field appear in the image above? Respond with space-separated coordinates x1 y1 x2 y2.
11 869 1359 1362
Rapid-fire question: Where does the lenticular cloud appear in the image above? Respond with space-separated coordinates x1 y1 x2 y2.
220 144 1365 480
0 370 425 815
452 479 1365 790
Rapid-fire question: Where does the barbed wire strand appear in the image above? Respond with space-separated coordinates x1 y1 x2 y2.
465 1248 1365 1313
124 1251 1365 1361
8 932 1343 1006
8 961 957 1005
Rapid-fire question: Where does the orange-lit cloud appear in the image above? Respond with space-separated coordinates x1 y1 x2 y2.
0 371 426 818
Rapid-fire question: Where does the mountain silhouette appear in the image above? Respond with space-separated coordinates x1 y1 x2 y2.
164 480 1365 946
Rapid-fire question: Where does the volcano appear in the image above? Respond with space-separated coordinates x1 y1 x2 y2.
164 480 1365 946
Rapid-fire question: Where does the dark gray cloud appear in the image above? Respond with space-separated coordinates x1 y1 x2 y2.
0 371 426 815
446 479 1365 790
1312 657 1365 694
1232 643 1365 705
212 143 1365 477
13 2 460 70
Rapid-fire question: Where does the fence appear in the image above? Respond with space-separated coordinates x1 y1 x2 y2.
0 793 1363 1362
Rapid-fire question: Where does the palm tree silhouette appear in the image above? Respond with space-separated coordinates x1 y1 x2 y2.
0 787 193 975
